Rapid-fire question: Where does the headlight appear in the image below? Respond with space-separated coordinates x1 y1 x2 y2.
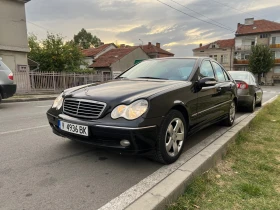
52 93 64 110
111 99 148 120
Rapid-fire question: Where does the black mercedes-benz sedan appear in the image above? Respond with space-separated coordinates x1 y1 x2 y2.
47 57 237 164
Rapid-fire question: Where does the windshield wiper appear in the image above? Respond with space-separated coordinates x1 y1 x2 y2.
136 77 168 80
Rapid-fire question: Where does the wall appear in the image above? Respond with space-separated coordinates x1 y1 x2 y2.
80 57 94 69
193 47 234 71
0 0 29 52
111 48 149 72
0 50 28 72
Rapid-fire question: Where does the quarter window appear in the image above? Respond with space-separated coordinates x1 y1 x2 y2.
212 62 226 82
200 61 215 78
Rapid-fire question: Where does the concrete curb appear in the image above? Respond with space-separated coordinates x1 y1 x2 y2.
126 96 279 210
2 96 57 103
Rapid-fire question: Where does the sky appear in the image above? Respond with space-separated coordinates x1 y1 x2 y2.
25 0 280 56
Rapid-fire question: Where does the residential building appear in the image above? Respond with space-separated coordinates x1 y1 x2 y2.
90 47 149 78
192 39 235 71
234 18 280 84
0 0 30 72
81 43 117 69
141 42 174 58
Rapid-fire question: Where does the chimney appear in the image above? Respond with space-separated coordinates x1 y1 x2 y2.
199 43 202 47
120 44 125 48
156 43 160 48
148 42 151 46
244 18 254 25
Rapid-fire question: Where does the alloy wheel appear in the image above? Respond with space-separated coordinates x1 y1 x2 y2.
165 118 185 157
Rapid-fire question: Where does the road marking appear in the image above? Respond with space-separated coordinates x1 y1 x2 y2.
0 125 49 135
35 105 51 108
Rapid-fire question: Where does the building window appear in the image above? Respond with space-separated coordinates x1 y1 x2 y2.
211 44 216 48
274 67 280 74
272 51 276 59
241 53 250 60
200 51 204 52
221 55 228 64
251 41 255 46
209 55 213 58
213 55 218 61
260 34 268 38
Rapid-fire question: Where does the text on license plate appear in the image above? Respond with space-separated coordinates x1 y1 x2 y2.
58 120 88 136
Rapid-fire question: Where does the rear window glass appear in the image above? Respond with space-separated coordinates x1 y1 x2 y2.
0 60 10 71
228 71 249 83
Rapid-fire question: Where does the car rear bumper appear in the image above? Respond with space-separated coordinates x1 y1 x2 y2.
47 112 160 154
237 95 254 106
0 84 17 99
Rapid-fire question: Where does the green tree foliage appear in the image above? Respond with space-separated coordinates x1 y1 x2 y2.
28 34 85 72
248 45 275 83
74 28 102 49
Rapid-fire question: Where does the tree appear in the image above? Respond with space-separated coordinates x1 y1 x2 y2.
248 45 275 83
28 34 86 72
74 28 102 49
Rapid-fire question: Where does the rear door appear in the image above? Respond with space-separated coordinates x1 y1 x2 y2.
211 61 234 116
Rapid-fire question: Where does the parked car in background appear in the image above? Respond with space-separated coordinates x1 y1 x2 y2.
228 71 263 112
47 57 237 164
0 57 17 103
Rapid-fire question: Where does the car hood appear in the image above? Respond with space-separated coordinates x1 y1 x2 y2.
64 79 189 104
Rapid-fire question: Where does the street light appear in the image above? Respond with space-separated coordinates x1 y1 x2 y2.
139 39 143 48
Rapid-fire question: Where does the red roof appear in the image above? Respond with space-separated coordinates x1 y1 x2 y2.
193 38 235 51
82 44 115 57
236 20 280 35
142 43 174 56
90 47 139 68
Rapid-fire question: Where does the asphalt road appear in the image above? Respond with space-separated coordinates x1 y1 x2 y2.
0 86 279 210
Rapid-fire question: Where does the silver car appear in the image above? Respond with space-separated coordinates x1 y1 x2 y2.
0 57 17 103
228 71 263 112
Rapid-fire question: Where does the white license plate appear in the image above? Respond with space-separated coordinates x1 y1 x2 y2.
58 120 88 136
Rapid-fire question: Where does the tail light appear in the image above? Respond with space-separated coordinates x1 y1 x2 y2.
237 82 248 89
8 73 14 81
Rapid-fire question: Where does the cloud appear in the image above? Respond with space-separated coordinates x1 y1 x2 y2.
25 0 280 56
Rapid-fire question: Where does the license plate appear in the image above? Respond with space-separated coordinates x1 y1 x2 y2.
58 120 88 136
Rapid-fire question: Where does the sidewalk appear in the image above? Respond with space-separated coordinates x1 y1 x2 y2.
2 94 58 103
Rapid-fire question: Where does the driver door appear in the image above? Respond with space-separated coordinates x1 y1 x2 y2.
195 60 224 125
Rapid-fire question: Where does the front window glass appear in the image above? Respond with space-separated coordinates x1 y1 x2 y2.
199 61 215 78
119 59 196 81
212 62 226 82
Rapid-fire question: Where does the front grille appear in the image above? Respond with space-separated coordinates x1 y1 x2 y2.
63 98 106 119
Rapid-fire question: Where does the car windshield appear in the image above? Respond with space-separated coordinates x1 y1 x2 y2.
119 59 196 81
228 71 249 83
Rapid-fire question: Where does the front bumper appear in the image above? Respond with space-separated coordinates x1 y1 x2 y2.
47 112 162 154
0 84 17 99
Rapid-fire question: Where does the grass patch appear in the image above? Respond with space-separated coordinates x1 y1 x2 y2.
168 97 280 210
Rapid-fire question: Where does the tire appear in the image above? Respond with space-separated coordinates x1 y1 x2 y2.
0 93 2 104
256 97 262 107
248 96 256 112
153 110 187 164
222 100 236 127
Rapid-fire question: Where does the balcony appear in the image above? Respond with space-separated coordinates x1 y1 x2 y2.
234 59 249 65
275 59 280 64
270 44 280 48
235 45 253 51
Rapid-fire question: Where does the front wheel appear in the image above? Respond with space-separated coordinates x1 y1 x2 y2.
153 110 187 164
222 100 236 127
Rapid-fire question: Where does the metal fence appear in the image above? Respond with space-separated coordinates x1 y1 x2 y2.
14 71 112 94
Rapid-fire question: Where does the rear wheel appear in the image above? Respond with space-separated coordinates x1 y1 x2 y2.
248 96 256 112
0 93 2 104
222 100 236 127
153 110 187 164
256 96 262 107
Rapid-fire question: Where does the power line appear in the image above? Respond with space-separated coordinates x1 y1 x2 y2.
156 0 235 33
168 0 235 31
211 0 262 19
26 21 52 32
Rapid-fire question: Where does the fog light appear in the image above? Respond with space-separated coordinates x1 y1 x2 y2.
120 140 130 147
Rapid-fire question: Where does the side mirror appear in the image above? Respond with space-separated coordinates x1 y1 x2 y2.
199 77 217 87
